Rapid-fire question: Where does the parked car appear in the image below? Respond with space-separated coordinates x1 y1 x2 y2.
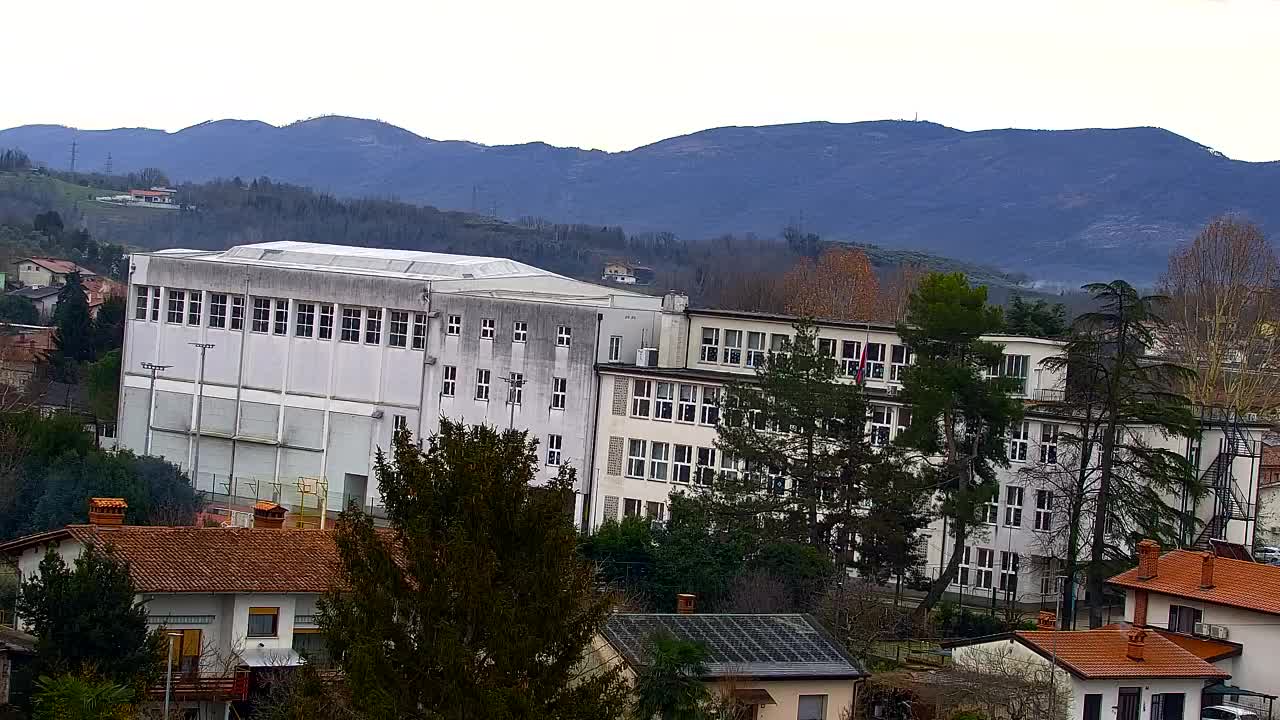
1253 546 1280 564
1203 705 1261 720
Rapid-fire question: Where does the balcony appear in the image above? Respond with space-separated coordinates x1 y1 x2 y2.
148 672 249 702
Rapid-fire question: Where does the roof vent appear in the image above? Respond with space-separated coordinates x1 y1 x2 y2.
1126 629 1146 662
1200 551 1215 589
253 501 288 529
88 497 128 526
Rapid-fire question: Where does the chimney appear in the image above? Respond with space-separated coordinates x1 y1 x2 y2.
252 501 287 529
1136 539 1161 580
1126 629 1147 662
1037 611 1056 631
1134 590 1149 627
88 497 128 526
676 594 696 615
1200 552 1216 589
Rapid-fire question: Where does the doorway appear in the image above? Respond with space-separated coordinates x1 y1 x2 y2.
1118 687 1141 720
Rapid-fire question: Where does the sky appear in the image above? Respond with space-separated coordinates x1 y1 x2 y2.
4 0 1279 161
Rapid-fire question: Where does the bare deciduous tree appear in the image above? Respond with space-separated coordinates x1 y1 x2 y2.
783 247 882 321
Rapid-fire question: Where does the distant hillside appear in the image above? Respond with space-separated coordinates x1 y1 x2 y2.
3 117 1278 282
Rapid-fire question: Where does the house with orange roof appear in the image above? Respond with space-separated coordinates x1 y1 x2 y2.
1107 539 1280 714
11 257 96 288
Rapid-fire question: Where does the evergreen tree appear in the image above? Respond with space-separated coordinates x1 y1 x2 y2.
895 273 1024 617
17 548 164 694
90 295 127 356
51 271 95 366
0 295 39 325
1004 294 1068 338
31 674 135 720
631 634 709 720
319 424 630 720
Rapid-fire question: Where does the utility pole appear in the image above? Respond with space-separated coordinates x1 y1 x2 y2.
104 152 113 175
500 372 524 430
140 361 173 455
69 139 78 172
189 343 215 486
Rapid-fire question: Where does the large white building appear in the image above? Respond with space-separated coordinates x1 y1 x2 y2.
119 242 666 519
587 303 1267 611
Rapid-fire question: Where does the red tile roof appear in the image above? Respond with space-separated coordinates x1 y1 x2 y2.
19 258 96 276
1010 627 1229 680
1149 629 1242 663
1109 548 1280 616
90 498 128 509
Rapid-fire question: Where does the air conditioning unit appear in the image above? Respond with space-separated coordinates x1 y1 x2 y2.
1209 624 1230 640
1194 622 1209 637
636 348 658 367
370 410 384 419
424 355 437 365
884 385 899 396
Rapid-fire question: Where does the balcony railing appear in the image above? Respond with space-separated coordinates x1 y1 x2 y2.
148 672 249 702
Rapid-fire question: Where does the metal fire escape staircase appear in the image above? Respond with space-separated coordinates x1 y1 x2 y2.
1191 408 1260 550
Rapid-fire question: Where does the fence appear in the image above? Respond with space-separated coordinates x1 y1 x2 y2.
186 469 388 527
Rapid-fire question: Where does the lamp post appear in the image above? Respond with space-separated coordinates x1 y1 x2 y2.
189 343 214 487
163 630 183 719
500 372 524 430
140 362 173 455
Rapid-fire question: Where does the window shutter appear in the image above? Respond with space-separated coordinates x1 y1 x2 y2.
607 436 624 476
611 378 629 416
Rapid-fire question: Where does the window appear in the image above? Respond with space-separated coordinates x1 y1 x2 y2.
975 548 994 589
151 287 161 321
649 441 670 481
252 298 271 332
719 452 740 482
364 308 382 344
1040 559 1062 596
134 286 150 320
507 372 523 405
700 327 720 362
746 332 766 367
608 335 622 362
818 337 837 359
770 333 789 353
673 445 693 483
1082 694 1102 720
341 307 361 342
766 464 786 495
631 379 652 418
547 434 563 466
171 628 203 673
318 304 333 339
1151 694 1185 720
695 447 717 485
247 607 279 637
209 293 228 328
442 365 456 397
475 369 490 401
480 317 495 340
295 302 315 338
389 311 409 347
1168 604 1202 634
890 344 912 382
187 290 202 325
992 354 1030 394
869 405 893 447
865 342 886 379
556 325 572 347
551 377 567 410
292 629 329 668
1008 421 1029 462
393 414 407 431
624 498 642 518
512 321 527 343
1039 423 1059 464
167 289 185 323
797 695 828 720
231 296 244 330
646 501 665 522
895 406 912 439
840 340 861 376
984 496 999 525
958 546 971 586
723 329 742 364
999 551 1019 592
654 382 674 420
412 313 427 349
447 314 461 336
1004 486 1024 527
627 439 648 478
1034 490 1053 531
677 384 697 422
273 299 289 335
699 386 720 426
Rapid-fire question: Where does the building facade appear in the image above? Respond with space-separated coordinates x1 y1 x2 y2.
118 242 665 518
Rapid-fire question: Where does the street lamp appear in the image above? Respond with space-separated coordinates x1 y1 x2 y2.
189 343 215 487
163 630 183 719
140 362 173 456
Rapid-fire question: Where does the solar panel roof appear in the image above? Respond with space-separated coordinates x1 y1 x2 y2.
602 614 867 679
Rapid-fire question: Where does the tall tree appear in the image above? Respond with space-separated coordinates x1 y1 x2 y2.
0 295 40 324
1051 281 1199 627
895 272 1023 618
782 247 881 321
320 424 629 720
1004 294 1068 338
85 350 121 424
631 634 709 720
90 295 127 356
51 271 95 366
1160 216 1280 414
17 548 164 694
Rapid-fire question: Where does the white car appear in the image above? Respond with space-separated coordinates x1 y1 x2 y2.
1253 546 1280 564
1202 705 1261 720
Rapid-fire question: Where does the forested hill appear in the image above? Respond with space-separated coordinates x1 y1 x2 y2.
3 117 1279 282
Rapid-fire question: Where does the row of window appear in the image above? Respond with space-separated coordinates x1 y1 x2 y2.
696 326 921 383
440 366 569 410
625 439 726 485
1007 420 1060 464
982 486 1055 531
134 287 429 349
630 380 722 426
444 314 572 347
957 547 1021 592
616 496 667 523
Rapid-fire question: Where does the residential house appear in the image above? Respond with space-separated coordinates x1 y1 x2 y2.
0 324 54 391
946 617 1230 720
129 187 178 206
6 285 62 320
0 499 336 720
593 611 868 720
11 257 96 288
603 262 638 285
1108 540 1280 710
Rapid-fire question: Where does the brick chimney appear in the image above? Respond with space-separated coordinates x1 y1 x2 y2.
1037 611 1056 631
1136 539 1161 580
88 497 128 526
1126 629 1147 662
676 594 696 615
1200 552 1216 589
252 501 287 529
1134 590 1149 627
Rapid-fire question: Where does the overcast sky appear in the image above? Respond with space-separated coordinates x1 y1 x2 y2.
5 0 1278 161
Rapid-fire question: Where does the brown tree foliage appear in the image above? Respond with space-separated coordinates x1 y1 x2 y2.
783 247 881 321
1160 216 1280 414
878 264 926 323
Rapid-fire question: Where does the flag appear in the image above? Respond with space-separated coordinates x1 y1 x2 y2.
855 342 868 384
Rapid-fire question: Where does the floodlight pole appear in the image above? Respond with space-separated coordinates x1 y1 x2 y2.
140 361 173 455
189 343 215 486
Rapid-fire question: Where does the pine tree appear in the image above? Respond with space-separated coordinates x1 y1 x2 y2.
895 273 1024 618
319 424 630 720
52 271 95 366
